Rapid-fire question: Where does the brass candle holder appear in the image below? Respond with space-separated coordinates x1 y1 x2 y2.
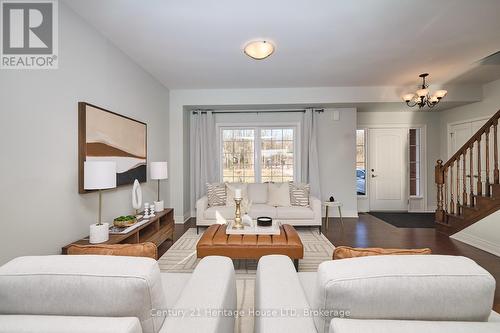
233 198 244 229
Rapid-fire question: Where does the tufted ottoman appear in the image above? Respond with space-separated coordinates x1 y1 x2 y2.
197 224 304 270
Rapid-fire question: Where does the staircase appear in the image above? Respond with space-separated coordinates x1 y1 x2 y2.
435 109 500 234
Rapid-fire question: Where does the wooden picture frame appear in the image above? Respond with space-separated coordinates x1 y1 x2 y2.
78 102 147 193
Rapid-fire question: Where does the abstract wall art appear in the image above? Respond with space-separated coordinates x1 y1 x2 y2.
78 102 147 193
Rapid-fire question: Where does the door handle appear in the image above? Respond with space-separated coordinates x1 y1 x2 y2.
466 175 471 178
473 175 478 178
371 174 377 178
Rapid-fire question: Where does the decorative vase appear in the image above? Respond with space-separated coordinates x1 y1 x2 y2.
132 180 143 214
154 200 164 212
89 223 109 244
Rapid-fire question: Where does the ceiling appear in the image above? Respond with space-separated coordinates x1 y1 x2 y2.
64 0 500 89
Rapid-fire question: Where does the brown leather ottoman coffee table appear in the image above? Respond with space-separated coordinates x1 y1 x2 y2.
197 223 304 270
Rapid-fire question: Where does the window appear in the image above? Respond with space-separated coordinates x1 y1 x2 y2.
221 127 296 183
409 128 421 196
222 129 255 183
261 129 294 182
356 129 366 195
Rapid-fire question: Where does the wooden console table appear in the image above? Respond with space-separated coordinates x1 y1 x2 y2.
62 209 174 259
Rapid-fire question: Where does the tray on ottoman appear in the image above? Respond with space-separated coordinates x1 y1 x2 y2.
196 223 304 270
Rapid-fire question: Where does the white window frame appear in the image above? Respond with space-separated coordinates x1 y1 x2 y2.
356 128 368 198
217 123 301 183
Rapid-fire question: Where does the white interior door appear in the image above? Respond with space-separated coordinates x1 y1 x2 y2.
449 118 490 198
369 128 408 211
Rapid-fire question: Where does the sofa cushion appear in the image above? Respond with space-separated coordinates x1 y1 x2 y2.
289 182 310 207
277 206 314 219
249 204 277 219
312 255 495 333
247 183 268 204
0 255 167 333
329 319 500 333
206 182 227 207
332 246 431 260
204 205 235 220
268 182 291 207
0 315 143 333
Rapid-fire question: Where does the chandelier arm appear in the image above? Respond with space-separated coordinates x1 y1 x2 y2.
406 100 418 107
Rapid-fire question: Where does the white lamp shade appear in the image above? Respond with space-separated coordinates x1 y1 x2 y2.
84 161 117 190
151 162 168 180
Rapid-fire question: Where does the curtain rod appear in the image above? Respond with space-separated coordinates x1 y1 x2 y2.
191 108 324 115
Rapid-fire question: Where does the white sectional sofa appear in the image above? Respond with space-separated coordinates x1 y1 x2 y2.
255 254 500 333
0 255 236 333
196 183 322 232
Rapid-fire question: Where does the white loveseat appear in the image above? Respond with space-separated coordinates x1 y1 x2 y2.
0 255 236 333
256 254 500 333
196 183 322 232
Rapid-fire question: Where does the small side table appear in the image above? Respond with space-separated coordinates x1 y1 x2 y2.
323 201 344 232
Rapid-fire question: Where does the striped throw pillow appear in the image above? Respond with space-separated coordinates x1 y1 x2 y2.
206 183 227 207
289 182 310 207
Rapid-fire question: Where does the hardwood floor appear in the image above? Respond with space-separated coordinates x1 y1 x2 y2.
160 213 500 312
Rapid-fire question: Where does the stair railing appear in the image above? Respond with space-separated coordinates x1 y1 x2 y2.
435 109 500 224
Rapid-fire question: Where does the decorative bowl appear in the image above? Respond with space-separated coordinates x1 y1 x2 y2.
257 216 273 227
113 215 137 227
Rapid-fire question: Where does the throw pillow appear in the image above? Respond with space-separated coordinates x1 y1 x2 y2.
333 246 432 260
267 182 291 207
67 242 158 259
206 182 227 207
226 183 249 208
289 182 310 207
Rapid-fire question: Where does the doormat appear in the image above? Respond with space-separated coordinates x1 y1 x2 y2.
368 212 435 228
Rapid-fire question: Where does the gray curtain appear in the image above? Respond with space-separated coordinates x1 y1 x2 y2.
301 108 322 198
193 111 218 200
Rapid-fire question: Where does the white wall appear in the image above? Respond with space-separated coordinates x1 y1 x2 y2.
0 3 169 265
439 78 500 256
192 108 357 217
357 108 441 212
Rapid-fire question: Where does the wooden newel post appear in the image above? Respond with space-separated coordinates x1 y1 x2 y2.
435 159 445 223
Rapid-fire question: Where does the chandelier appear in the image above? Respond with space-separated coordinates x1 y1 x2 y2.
402 73 447 109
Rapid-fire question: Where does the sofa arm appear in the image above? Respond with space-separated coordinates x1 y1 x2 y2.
329 319 500 333
255 255 317 333
196 196 209 221
310 196 322 225
0 315 142 333
161 256 236 333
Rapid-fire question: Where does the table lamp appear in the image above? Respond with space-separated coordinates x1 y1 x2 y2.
84 161 117 243
151 161 168 212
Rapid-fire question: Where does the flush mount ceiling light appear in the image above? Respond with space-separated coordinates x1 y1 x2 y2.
244 40 275 60
402 73 448 109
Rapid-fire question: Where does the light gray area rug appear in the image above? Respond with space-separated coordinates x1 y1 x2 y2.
158 227 335 333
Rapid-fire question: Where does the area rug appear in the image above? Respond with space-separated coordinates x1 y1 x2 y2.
158 227 335 333
368 212 436 228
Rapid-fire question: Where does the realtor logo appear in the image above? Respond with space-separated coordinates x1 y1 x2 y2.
1 0 58 69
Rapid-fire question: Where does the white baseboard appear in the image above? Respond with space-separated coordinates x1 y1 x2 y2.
174 215 191 224
323 210 358 218
451 232 500 257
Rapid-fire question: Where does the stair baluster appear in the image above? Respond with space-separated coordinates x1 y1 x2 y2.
456 155 460 214
450 161 454 215
462 151 467 206
494 120 499 184
485 127 490 197
444 167 448 215
477 135 482 196
470 143 475 207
